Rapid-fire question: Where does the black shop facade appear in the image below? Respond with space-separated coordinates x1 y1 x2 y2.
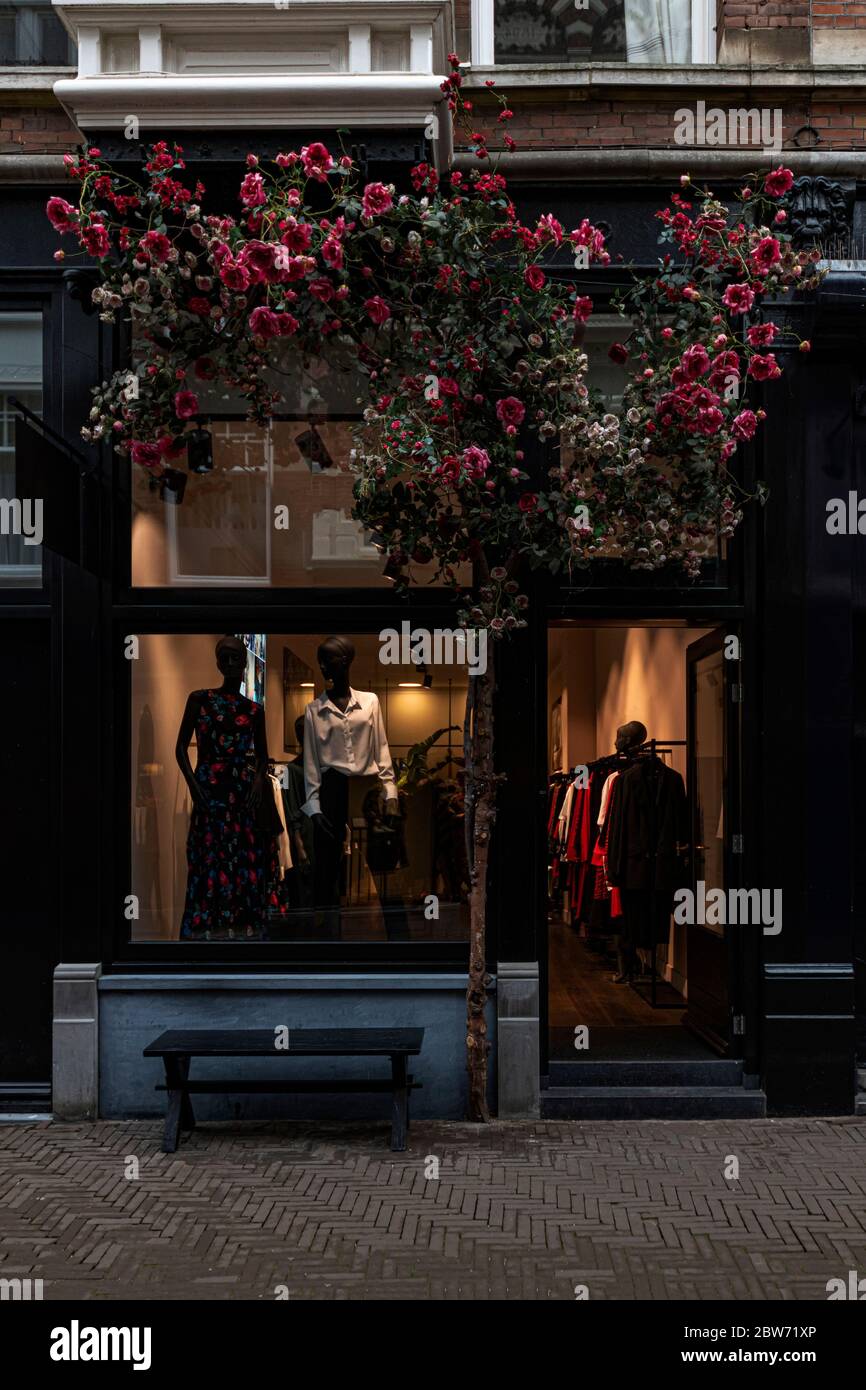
1 123 863 1127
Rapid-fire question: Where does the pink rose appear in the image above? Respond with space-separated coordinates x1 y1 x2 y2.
280 219 313 254
748 353 781 381
524 265 546 292
308 277 334 302
764 166 794 198
275 312 299 337
747 321 777 348
248 306 282 340
301 142 333 183
321 238 344 270
361 182 393 219
364 296 391 326
173 390 200 420
732 409 758 440
239 172 266 207
220 261 250 291
80 221 110 258
46 197 78 233
242 241 277 281
722 283 755 315
572 295 593 324
680 344 710 379
608 342 629 366
139 230 172 263
462 445 490 480
131 441 163 471
496 396 526 428
186 297 212 317
750 236 782 276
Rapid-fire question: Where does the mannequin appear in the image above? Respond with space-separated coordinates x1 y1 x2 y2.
302 635 399 915
610 720 646 982
606 719 688 984
175 635 271 939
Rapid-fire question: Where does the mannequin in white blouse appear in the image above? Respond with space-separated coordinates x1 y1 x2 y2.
303 635 400 842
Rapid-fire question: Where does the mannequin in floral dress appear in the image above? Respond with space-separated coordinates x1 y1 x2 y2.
175 636 271 939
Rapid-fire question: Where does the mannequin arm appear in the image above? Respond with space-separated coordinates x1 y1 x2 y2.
175 694 209 812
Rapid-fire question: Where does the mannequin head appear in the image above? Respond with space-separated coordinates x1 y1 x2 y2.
317 635 355 691
615 720 647 754
215 635 246 682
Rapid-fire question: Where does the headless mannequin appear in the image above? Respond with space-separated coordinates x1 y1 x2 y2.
611 719 646 984
174 635 270 939
176 635 268 815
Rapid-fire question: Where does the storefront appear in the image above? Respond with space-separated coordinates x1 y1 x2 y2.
1 1 864 1125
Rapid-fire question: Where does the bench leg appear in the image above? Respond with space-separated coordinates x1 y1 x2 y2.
162 1057 193 1154
390 1055 409 1153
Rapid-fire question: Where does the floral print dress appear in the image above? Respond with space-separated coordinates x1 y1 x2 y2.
180 689 272 940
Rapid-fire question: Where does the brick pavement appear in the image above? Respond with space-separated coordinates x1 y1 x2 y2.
0 1117 865 1300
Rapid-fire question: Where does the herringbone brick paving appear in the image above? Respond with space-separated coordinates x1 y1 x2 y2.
0 1118 864 1299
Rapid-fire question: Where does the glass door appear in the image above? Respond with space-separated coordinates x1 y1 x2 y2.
685 628 741 1053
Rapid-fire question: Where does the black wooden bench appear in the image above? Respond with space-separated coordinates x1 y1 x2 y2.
143 1028 424 1154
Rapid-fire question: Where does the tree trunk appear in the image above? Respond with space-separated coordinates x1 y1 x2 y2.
464 647 495 1123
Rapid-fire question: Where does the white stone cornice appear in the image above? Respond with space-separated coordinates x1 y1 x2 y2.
52 0 455 159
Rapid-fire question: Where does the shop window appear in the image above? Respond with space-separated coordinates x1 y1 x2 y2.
130 630 471 944
0 3 76 65
0 311 42 588
488 0 712 65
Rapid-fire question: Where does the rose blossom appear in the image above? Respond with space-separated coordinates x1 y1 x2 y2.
186 297 212 317
46 197 78 233
301 142 333 182
280 219 313 253
495 396 526 428
321 238 344 270
361 182 393 219
131 441 163 470
524 265 546 292
248 306 282 340
722 282 755 314
750 236 782 276
462 445 490 479
732 409 758 440
308 277 334 302
680 344 710 379
139 230 172 263
194 357 216 380
364 296 391 326
518 493 538 514
80 221 110 258
764 166 794 198
220 261 250 291
747 321 778 347
239 172 266 207
173 390 200 420
748 353 781 381
608 342 629 365
572 295 593 323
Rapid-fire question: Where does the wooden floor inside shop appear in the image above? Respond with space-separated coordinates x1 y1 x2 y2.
548 919 717 1061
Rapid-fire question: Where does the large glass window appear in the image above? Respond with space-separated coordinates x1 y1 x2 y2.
0 311 42 588
493 0 696 65
130 630 471 943
0 3 76 65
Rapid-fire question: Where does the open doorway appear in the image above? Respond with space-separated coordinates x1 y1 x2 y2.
547 623 732 1065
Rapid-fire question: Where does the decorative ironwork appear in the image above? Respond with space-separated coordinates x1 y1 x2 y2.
788 176 854 247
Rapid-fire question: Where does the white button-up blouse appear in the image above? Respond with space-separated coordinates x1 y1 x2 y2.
302 688 398 817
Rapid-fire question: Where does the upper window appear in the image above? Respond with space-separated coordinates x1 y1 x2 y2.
0 3 75 66
490 0 711 66
0 311 42 588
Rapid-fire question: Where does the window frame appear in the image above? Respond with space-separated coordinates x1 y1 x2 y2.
474 0 716 67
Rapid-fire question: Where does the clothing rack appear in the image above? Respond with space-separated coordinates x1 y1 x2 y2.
625 740 687 1010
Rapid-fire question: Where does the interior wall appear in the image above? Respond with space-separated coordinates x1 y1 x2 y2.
595 627 712 782
547 628 596 771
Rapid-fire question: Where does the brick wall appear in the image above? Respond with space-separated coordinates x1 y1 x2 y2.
812 1 866 26
717 1 809 29
0 101 79 155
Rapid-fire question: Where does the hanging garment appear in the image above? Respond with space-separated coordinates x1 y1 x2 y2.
302 688 397 816
624 0 691 63
180 689 275 939
605 756 688 892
